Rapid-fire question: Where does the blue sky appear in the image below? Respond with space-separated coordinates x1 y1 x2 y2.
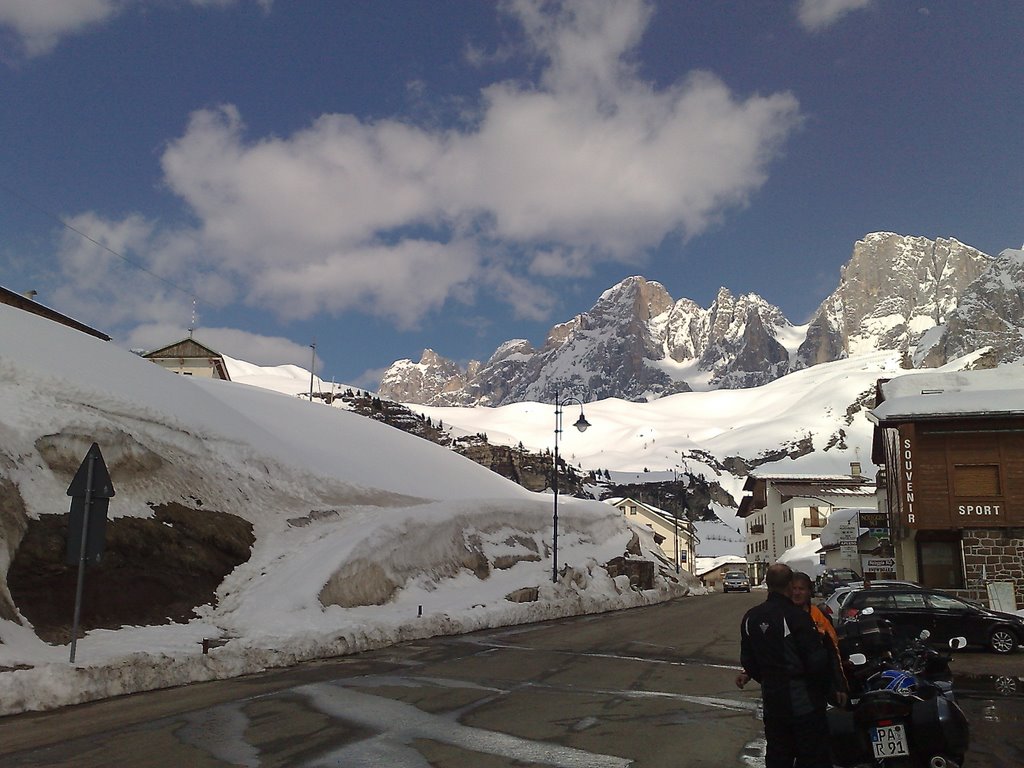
2 0 1022 389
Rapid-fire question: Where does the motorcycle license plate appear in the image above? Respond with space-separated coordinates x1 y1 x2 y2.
871 724 909 758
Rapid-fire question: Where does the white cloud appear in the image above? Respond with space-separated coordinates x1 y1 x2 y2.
149 0 800 329
795 0 872 31
43 0 801 347
0 0 121 56
0 0 269 57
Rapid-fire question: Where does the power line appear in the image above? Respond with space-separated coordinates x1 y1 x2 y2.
0 179 196 301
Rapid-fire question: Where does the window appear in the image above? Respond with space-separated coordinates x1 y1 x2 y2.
892 592 926 609
855 593 895 609
953 464 1001 496
926 593 970 611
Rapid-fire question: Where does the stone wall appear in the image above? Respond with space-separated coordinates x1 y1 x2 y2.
958 528 1024 607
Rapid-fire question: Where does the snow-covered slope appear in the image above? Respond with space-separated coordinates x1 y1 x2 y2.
0 305 690 714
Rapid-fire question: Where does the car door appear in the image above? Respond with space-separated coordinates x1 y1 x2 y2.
925 592 980 645
889 590 933 641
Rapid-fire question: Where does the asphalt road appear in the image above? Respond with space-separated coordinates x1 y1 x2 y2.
0 591 1020 767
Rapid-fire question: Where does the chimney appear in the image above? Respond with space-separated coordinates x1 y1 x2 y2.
850 461 862 477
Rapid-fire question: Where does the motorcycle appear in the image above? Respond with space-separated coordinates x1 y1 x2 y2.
828 607 970 768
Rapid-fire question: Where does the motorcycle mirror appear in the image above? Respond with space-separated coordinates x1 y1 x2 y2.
860 607 875 616
949 636 968 650
848 653 868 665
919 629 931 640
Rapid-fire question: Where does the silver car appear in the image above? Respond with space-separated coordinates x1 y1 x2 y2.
723 571 751 592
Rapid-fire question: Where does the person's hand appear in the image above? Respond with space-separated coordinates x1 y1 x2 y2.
735 672 750 689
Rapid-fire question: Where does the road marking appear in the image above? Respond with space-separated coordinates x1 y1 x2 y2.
296 682 634 768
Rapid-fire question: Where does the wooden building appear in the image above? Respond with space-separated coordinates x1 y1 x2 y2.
143 337 231 380
869 368 1024 605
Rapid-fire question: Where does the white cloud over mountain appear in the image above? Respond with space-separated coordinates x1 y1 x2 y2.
44 0 802 347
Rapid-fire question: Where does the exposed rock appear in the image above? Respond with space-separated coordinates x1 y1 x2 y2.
7 503 254 644
916 247 1024 367
797 233 991 367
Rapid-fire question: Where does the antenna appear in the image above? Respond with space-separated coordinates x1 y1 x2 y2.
188 297 197 339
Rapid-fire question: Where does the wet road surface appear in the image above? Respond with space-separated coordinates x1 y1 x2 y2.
0 591 1020 766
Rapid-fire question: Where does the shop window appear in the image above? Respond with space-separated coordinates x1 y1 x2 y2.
953 464 1001 496
917 539 964 590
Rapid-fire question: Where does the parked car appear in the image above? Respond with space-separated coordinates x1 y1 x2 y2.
837 586 1024 654
815 567 862 598
818 580 922 627
723 571 751 592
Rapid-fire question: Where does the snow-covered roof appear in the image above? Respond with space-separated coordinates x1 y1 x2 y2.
819 507 873 548
773 482 876 498
870 365 1024 422
694 554 747 576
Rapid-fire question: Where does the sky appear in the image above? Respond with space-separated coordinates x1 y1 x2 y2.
2 0 1022 389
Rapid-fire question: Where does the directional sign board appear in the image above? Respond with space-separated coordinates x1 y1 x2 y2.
65 443 114 566
861 556 897 575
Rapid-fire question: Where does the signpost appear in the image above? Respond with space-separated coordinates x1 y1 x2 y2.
838 522 858 558
66 443 115 663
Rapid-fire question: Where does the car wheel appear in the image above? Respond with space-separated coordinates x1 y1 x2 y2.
989 627 1018 654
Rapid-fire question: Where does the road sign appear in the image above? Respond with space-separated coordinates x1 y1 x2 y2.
65 443 114 566
861 556 896 573
65 442 115 663
67 443 115 498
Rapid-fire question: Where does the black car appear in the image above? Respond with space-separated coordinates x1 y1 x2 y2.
839 586 1024 654
815 567 862 598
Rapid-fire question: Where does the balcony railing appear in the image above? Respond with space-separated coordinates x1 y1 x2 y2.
802 517 825 529
750 524 764 534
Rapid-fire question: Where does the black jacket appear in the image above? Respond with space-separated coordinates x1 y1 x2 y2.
740 591 830 717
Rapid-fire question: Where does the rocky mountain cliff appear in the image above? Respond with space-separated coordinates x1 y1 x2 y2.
795 233 991 368
381 233 1012 406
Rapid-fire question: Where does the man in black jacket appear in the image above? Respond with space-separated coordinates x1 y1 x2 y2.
736 563 831 767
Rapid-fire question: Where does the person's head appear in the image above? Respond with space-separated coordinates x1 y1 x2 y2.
790 572 813 609
765 563 793 595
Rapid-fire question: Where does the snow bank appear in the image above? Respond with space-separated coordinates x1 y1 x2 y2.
0 305 692 714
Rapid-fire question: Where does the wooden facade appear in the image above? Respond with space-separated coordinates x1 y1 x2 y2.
883 418 1024 532
871 375 1024 604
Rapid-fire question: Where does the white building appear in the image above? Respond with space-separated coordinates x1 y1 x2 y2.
737 466 876 583
606 497 699 573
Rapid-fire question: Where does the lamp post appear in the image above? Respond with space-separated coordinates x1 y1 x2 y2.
552 390 590 583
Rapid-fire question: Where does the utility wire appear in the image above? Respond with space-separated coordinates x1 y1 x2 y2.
0 179 196 300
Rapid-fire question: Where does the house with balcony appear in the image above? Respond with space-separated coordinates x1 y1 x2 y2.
737 465 877 583
606 497 699 573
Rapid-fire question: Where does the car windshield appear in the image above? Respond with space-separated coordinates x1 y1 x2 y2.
726 572 746 578
833 569 859 579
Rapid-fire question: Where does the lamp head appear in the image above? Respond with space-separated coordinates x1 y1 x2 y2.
573 412 590 433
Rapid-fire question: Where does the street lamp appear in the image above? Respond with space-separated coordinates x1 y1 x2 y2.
552 390 590 583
